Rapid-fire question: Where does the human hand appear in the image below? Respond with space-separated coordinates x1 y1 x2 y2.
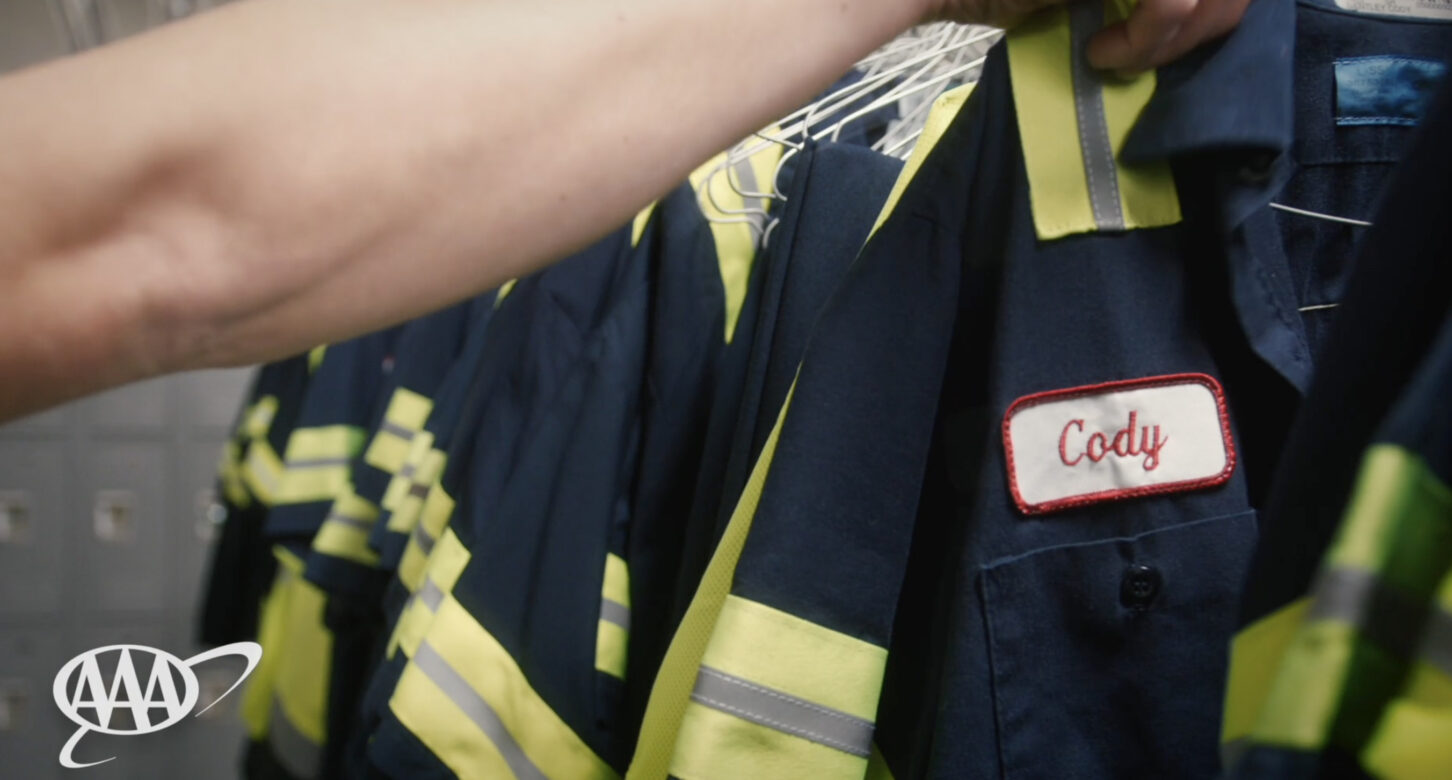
925 0 1253 73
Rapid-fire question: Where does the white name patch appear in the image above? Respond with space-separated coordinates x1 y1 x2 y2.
1002 374 1236 515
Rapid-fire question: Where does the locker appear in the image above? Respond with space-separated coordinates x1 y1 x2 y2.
179 368 254 434
176 439 232 613
0 629 73 780
0 442 69 616
0 402 72 436
83 377 172 434
78 442 171 613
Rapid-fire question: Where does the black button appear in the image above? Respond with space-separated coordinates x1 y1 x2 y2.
1121 563 1162 610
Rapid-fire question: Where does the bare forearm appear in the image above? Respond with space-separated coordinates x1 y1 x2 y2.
0 0 927 420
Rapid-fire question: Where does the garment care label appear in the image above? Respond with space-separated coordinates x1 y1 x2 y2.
1002 374 1235 515
1333 0 1452 20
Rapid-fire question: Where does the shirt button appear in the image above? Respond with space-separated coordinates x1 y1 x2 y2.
1121 563 1162 610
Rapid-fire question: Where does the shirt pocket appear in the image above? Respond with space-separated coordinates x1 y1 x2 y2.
981 509 1257 780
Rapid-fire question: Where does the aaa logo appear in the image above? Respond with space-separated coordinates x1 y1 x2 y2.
52 642 262 769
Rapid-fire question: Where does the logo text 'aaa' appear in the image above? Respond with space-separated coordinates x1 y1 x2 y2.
53 642 262 769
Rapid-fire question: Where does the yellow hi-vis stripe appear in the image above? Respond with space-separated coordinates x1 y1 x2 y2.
308 345 327 373
866 83 976 243
242 547 330 777
389 526 470 660
390 595 617 780
312 489 382 566
365 387 435 472
597 553 632 679
398 481 458 592
1355 447 1452 780
243 396 280 440
687 133 785 343
1007 0 1179 239
384 439 445 531
671 595 886 779
242 438 287 506
628 380 797 780
1222 597 1310 759
272 425 366 505
632 202 659 248
1235 446 1452 759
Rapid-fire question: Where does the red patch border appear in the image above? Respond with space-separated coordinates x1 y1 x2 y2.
1001 372 1237 516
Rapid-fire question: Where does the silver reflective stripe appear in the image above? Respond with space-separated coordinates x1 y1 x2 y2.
379 421 416 441
409 482 431 499
690 665 873 758
418 578 446 612
599 597 630 630
286 457 351 469
269 699 322 779
1307 567 1425 659
1069 0 1126 231
1417 600 1452 677
411 520 438 557
399 462 417 480
413 641 548 780
323 510 372 532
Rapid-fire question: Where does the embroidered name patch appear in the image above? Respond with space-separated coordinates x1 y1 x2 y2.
1002 373 1235 515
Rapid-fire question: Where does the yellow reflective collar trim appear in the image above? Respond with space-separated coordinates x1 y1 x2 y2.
399 482 458 591
688 134 785 343
307 345 328 373
628 380 797 780
632 202 659 248
390 595 618 780
867 83 976 243
1007 0 1179 239
596 553 632 679
1222 597 1310 748
312 490 382 566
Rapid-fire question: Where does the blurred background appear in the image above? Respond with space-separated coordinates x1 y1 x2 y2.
0 4 254 777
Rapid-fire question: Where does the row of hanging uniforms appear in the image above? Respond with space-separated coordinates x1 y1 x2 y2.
199 69 910 779
198 0 1452 775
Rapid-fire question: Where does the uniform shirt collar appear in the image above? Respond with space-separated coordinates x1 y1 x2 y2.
1122 0 1296 163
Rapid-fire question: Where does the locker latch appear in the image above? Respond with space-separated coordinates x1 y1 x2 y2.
0 680 27 732
0 492 32 545
93 490 138 545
